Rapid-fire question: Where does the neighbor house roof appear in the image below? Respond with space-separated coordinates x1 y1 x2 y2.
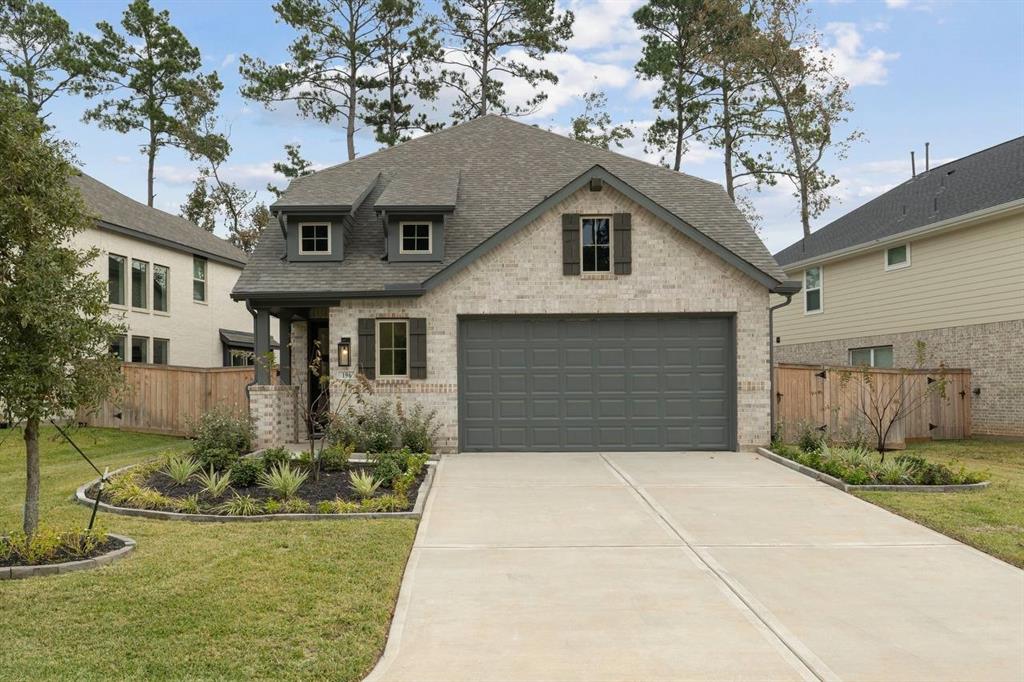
234 115 786 300
774 136 1024 268
219 329 278 349
72 172 248 267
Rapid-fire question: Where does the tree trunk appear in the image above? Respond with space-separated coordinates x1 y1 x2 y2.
23 416 40 537
347 75 357 161
720 63 735 199
146 131 156 207
480 0 490 117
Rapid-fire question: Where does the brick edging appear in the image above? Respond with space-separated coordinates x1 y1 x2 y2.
1 533 136 580
755 447 991 493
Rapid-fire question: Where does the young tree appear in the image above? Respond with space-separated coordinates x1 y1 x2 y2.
361 0 443 146
77 0 224 207
240 0 382 161
180 170 218 232
0 0 89 119
568 90 633 150
438 0 574 121
267 143 316 198
0 90 124 536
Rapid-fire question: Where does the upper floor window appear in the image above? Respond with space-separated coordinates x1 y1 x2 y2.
131 259 148 308
850 345 893 368
399 222 431 254
581 216 611 273
193 257 207 302
299 223 330 254
108 254 126 305
804 266 822 314
377 319 408 377
885 243 910 270
153 264 169 312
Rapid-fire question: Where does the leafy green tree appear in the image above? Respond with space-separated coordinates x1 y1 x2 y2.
0 0 88 119
0 90 124 536
181 169 218 232
568 90 633 150
267 143 315 198
361 0 443 146
240 0 382 161
77 0 225 206
438 0 574 120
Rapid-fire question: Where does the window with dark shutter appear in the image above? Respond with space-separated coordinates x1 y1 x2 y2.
613 213 632 275
409 318 427 379
357 318 376 379
562 213 580 275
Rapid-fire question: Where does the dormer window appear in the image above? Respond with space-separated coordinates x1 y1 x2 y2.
400 222 432 254
299 223 331 254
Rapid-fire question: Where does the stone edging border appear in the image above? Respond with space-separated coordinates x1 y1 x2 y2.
74 462 435 522
1 533 136 580
756 447 990 493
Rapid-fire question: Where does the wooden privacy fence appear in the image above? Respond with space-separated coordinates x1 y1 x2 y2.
81 364 256 436
774 363 972 448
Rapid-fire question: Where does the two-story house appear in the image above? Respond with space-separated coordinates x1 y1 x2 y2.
772 137 1024 436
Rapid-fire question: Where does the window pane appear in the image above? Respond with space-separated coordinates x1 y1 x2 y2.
131 260 148 308
401 224 430 252
380 349 394 375
193 257 206 301
153 338 169 365
394 349 407 375
380 322 394 347
581 219 596 246
806 289 821 311
108 255 125 305
805 267 820 289
887 245 907 266
596 245 610 271
873 346 894 368
153 265 168 312
582 245 597 271
850 348 872 366
110 335 126 361
594 218 609 245
131 336 148 363
393 322 407 349
402 236 418 252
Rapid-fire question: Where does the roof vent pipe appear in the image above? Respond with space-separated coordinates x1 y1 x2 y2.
925 142 930 172
911 151 916 178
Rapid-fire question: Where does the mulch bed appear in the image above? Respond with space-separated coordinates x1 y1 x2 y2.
0 535 125 568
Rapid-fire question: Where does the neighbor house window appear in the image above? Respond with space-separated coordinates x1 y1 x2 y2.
581 216 611 273
399 222 431 253
804 266 822 313
153 264 169 312
130 336 149 363
377 320 408 377
299 223 330 254
108 254 126 305
228 350 255 367
153 338 169 365
850 345 893 368
110 335 126 361
193 257 207 302
131 259 148 308
885 243 910 270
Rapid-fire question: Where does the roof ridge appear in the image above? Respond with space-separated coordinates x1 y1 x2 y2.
914 135 1024 178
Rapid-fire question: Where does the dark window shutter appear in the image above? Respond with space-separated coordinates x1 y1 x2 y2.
562 213 580 275
357 318 375 380
409 318 427 379
613 213 632 275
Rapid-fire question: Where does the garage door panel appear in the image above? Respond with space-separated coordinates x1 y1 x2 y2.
631 373 660 392
531 399 560 418
632 398 660 418
630 347 660 366
565 374 592 392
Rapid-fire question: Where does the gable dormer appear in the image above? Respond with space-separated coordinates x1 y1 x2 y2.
376 168 459 262
275 171 381 262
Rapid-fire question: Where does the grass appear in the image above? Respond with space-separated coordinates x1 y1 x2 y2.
0 425 417 680
855 439 1024 568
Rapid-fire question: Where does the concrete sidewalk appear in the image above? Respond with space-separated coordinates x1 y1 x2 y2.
365 452 1024 682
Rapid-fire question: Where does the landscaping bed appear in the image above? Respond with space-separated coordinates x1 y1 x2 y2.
1 528 135 579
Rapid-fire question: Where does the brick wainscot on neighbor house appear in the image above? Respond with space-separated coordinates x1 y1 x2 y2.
773 137 1024 437
71 172 263 367
233 116 800 452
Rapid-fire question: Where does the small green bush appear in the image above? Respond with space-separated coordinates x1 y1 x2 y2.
1 527 108 565
259 462 308 500
349 470 383 499
229 458 263 487
797 422 824 454
162 455 201 485
195 467 232 498
262 499 283 514
193 447 239 473
280 498 311 514
260 446 292 471
372 451 406 487
320 443 353 471
397 401 439 453
217 493 262 516
188 408 252 455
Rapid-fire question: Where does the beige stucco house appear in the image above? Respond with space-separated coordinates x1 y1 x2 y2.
233 116 799 452
773 137 1024 436
70 173 259 368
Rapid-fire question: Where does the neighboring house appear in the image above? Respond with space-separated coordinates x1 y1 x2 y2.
773 137 1024 437
234 116 797 453
70 172 260 368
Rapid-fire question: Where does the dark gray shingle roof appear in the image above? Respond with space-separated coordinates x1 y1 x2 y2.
375 167 459 211
73 172 247 266
219 329 278 348
235 115 785 298
774 136 1024 267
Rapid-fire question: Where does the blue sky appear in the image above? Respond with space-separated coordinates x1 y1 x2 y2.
46 0 1024 253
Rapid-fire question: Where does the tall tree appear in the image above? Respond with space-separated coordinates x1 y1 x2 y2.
267 143 316 198
568 90 633 150
0 0 88 119
240 0 382 161
0 90 124 536
180 169 218 232
438 0 574 121
633 0 718 171
361 0 443 146
77 0 224 207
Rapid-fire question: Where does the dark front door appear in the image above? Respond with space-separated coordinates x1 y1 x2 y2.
457 315 736 452
307 320 331 434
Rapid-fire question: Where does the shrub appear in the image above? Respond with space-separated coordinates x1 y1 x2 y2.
177 494 201 514
260 446 292 471
193 447 239 473
229 458 263 487
1 527 107 565
195 467 232 498
876 457 915 485
259 462 308 500
397 401 439 453
797 422 824 454
218 493 262 516
320 443 353 472
262 499 283 514
349 470 383 499
162 456 200 485
316 500 335 514
188 407 252 455
372 451 406 488
328 399 399 452
280 498 311 514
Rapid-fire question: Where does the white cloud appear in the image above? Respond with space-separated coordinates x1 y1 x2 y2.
823 22 899 87
154 165 199 186
221 53 236 68
885 0 910 7
566 0 643 56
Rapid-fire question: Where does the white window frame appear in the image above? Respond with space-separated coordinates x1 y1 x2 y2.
108 253 127 307
884 243 911 271
804 266 823 315
849 345 894 368
376 319 409 378
152 263 170 314
580 215 613 274
193 256 207 303
131 258 149 310
398 221 432 254
298 222 332 255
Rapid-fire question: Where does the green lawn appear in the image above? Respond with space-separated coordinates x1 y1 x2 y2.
0 426 417 680
855 439 1024 568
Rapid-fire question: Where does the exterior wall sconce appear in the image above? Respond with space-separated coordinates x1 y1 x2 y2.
337 337 351 367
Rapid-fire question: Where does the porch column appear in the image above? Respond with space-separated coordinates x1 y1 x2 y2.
254 308 272 384
279 312 293 385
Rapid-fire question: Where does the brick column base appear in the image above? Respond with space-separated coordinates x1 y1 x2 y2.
249 384 300 449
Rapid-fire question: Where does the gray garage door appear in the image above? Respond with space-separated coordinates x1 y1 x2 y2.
458 315 735 452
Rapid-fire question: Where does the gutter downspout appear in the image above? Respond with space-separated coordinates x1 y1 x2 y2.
768 282 801 440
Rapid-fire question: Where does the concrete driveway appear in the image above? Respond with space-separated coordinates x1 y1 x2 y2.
365 452 1024 682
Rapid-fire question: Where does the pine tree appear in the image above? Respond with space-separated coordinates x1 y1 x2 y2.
267 144 315 198
568 90 633 150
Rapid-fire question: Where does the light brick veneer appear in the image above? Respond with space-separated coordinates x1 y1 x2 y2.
249 384 300 448
317 184 771 452
775 319 1024 437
